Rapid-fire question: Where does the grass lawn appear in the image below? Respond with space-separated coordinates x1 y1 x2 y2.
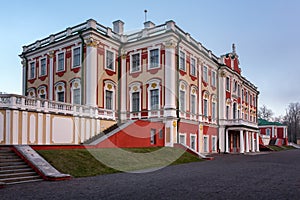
267 145 296 151
37 147 203 177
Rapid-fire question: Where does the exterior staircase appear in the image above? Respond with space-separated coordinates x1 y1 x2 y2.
0 146 43 185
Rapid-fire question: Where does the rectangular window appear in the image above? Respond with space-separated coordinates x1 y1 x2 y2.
212 137 216 152
40 58 47 76
131 53 140 73
73 47 81 68
190 58 196 76
242 89 244 101
211 71 216 87
191 95 196 114
179 134 186 145
179 90 185 112
57 91 64 102
212 102 216 120
226 105 230 119
203 99 208 117
203 136 208 152
266 128 271 136
238 85 241 97
149 49 159 69
150 89 159 110
73 88 81 105
203 66 208 83
132 92 140 112
190 135 196 150
159 130 163 139
57 52 65 72
106 50 114 70
226 77 230 91
179 51 185 71
150 129 156 144
30 62 35 79
105 90 113 110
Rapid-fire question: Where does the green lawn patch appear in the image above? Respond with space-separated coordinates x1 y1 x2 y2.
37 147 203 177
266 145 295 151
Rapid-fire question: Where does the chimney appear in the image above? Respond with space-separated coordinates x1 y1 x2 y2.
113 20 124 35
144 21 155 29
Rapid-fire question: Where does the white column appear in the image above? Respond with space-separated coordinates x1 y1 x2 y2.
256 132 260 152
245 131 249 153
219 127 225 152
120 53 127 121
21 59 26 96
251 132 255 152
225 129 229 153
85 38 98 107
164 40 177 118
48 51 54 101
239 130 244 153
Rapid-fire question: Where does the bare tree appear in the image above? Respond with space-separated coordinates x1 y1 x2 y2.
283 102 300 143
258 105 274 121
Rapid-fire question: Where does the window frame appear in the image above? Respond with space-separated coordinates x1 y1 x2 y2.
203 135 209 153
55 82 65 102
179 133 186 145
56 51 66 72
148 48 160 69
130 52 141 73
190 134 197 150
105 49 115 71
211 70 216 87
190 57 196 77
39 57 47 77
203 66 208 83
226 77 230 91
29 61 36 80
72 46 81 69
179 50 186 71
150 129 156 145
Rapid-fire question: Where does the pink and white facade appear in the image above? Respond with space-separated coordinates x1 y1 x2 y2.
0 19 260 154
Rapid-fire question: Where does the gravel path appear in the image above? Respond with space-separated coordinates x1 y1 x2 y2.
1 150 300 200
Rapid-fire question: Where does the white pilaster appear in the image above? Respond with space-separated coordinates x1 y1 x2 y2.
21 59 26 96
5 110 11 144
245 131 249 153
12 110 19 144
164 40 177 118
239 130 244 153
251 132 255 152
45 114 51 144
38 113 43 144
85 38 98 107
225 129 229 153
219 127 225 152
48 51 54 101
256 132 260 152
120 53 127 121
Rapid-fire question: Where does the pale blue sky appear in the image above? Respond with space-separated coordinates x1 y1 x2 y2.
1 0 299 117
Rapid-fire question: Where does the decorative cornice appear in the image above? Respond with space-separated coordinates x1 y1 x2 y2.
164 39 176 48
85 37 99 47
48 50 55 58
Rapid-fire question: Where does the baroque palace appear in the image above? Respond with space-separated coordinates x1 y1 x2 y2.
0 19 259 154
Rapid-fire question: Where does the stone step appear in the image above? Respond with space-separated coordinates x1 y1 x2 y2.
0 161 25 167
0 164 29 171
0 171 37 179
1 175 42 184
0 158 23 162
6 178 43 185
0 168 33 175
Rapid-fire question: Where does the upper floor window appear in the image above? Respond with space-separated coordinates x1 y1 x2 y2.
72 47 81 68
132 92 140 112
203 99 208 117
226 77 230 91
203 66 208 83
106 50 115 71
245 91 248 103
105 90 113 110
191 94 196 114
212 101 216 120
131 52 140 73
73 88 81 104
55 82 65 102
150 89 159 110
233 81 237 93
190 57 196 76
242 89 244 101
29 62 36 79
226 105 230 119
39 58 47 76
238 84 241 97
57 52 65 72
149 49 159 69
179 51 186 71
179 90 186 112
211 71 216 87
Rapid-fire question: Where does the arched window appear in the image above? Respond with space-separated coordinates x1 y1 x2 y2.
190 86 198 116
147 79 161 117
104 80 116 110
203 91 210 119
70 79 81 105
37 86 47 99
54 82 65 102
129 82 142 118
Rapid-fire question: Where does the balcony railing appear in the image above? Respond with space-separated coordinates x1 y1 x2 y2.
0 94 115 120
219 118 258 128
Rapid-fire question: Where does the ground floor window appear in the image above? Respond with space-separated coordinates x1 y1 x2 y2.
150 129 156 144
203 136 209 153
190 135 196 150
212 136 217 152
179 134 186 145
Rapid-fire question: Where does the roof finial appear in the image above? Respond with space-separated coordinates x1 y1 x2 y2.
232 43 236 54
144 10 148 22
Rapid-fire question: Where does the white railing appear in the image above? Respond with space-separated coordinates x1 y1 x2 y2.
0 94 115 120
219 119 258 128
